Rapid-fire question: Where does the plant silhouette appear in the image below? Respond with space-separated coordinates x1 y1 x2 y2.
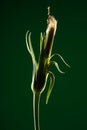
26 7 70 130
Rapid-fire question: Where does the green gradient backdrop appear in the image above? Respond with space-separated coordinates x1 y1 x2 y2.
1 0 87 130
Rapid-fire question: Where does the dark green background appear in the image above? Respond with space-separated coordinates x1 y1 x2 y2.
1 0 87 130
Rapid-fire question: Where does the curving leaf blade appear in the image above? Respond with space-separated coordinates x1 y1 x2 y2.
26 31 36 65
49 61 65 74
50 53 70 68
46 71 55 104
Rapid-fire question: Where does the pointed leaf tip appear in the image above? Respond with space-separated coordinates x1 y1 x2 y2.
50 53 70 68
49 61 65 74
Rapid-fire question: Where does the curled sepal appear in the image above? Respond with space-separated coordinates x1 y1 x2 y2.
49 61 65 74
46 71 55 104
50 53 70 68
26 31 36 65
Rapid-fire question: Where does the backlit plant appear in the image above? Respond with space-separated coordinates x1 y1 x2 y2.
26 7 70 130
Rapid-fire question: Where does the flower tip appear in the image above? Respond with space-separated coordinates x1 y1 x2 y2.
46 15 57 36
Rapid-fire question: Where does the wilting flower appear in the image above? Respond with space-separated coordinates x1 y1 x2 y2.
26 15 70 104
44 15 57 57
26 11 70 130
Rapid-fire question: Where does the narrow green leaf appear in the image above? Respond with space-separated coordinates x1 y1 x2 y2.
50 53 70 68
26 31 31 54
46 71 55 104
49 61 65 74
40 32 43 53
26 31 37 65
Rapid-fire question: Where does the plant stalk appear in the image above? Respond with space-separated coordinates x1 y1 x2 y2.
33 91 41 130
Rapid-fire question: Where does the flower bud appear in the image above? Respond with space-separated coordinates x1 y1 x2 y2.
44 15 57 57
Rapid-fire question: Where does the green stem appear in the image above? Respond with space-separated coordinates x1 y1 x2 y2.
33 91 41 130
